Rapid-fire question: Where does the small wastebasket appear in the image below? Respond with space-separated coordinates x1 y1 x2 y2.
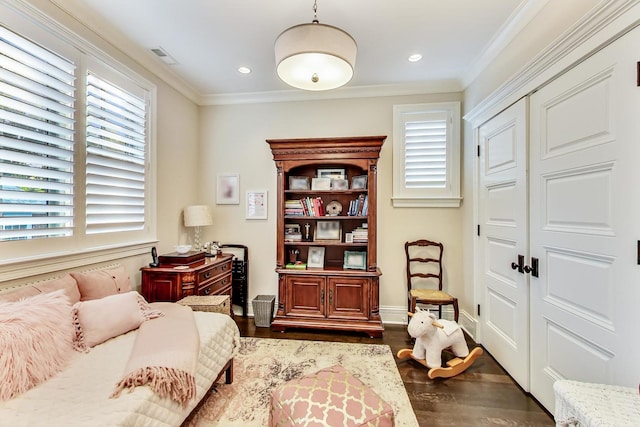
252 294 275 327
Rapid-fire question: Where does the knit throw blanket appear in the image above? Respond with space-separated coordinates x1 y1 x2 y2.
111 302 200 406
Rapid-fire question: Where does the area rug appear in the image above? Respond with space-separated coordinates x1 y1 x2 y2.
185 337 418 427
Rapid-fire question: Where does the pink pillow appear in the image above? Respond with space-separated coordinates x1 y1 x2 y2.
0 289 74 401
72 291 163 351
0 285 41 303
71 265 132 301
32 274 81 304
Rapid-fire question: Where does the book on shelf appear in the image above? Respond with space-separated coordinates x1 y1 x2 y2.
285 262 307 270
351 223 369 243
348 194 367 216
286 197 325 216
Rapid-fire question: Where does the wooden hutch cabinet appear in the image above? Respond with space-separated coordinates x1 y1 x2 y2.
266 136 385 338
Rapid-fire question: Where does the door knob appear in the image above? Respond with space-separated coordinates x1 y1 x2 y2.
511 254 524 273
524 257 539 277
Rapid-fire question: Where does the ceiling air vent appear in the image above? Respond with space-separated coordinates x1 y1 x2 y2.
150 47 177 65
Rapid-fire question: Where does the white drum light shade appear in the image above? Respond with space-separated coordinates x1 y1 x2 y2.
275 22 357 91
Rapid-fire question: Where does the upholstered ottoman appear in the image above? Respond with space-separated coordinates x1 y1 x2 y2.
554 379 640 426
269 364 394 427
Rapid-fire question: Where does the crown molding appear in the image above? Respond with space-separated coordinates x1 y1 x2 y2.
462 0 553 88
200 80 463 106
464 0 640 127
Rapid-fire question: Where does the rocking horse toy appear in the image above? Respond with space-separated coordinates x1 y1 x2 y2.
397 307 483 379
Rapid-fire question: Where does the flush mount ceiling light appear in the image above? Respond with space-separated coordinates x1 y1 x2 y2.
274 0 357 91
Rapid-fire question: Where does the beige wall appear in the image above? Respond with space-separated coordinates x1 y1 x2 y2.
199 93 463 323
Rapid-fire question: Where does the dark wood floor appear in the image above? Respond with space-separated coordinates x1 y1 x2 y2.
234 316 554 427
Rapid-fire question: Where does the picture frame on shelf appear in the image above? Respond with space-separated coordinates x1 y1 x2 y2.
307 246 325 269
216 173 240 204
330 178 349 190
343 250 366 270
351 175 368 190
314 220 341 241
245 190 267 219
317 168 346 180
345 232 354 243
311 177 331 190
289 176 310 190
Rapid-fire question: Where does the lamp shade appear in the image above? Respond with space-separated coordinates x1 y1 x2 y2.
183 205 213 227
275 22 357 91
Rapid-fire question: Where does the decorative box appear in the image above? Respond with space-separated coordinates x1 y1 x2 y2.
176 295 230 315
158 251 206 267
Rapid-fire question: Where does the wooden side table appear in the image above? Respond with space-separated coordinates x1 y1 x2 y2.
177 295 231 316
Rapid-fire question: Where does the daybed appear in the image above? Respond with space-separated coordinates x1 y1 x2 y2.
0 265 240 427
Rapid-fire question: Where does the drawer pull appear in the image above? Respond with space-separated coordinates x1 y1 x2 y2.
204 288 211 295
204 272 211 279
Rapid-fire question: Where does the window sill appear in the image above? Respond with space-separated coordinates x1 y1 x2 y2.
391 196 462 208
0 241 155 282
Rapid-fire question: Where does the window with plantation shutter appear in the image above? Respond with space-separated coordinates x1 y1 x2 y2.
0 25 76 241
392 102 461 208
85 73 147 234
404 112 448 189
0 14 156 268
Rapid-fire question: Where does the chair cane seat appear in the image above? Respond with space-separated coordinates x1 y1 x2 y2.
410 289 454 302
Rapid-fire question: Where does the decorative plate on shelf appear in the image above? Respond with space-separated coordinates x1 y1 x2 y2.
325 200 343 216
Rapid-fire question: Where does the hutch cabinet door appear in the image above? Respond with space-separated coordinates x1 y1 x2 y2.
284 275 325 318
326 276 369 321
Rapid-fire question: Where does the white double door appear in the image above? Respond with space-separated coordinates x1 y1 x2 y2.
478 25 640 412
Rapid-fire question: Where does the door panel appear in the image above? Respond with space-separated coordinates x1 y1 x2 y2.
327 277 368 320
285 275 325 318
478 97 529 390
529 26 640 411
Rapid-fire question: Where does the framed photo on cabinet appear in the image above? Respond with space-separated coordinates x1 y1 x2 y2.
343 250 366 270
289 176 310 190
216 174 240 204
314 220 341 241
351 175 367 190
307 246 325 268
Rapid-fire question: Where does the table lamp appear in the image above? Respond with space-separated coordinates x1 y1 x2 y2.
183 205 213 251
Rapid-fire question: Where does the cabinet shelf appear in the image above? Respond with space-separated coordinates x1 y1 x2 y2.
285 189 366 195
284 215 367 220
284 241 367 247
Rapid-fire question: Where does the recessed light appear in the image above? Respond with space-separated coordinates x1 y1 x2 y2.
238 66 251 74
408 54 422 63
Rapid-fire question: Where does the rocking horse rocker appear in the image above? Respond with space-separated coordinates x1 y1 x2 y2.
397 307 483 379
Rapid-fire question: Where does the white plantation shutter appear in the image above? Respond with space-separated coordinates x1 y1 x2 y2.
404 112 448 189
85 73 147 234
393 102 461 207
0 25 76 241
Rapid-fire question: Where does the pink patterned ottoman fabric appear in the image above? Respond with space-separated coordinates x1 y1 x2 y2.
269 364 395 427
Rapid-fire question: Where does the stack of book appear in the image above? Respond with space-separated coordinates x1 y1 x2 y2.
347 195 368 216
285 199 305 216
352 223 368 243
287 197 325 216
284 230 302 242
285 262 307 269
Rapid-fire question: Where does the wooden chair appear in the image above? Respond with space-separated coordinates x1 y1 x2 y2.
405 239 459 323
